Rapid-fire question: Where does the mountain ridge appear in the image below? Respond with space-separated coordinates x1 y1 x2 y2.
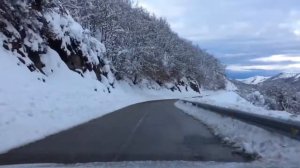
237 76 270 85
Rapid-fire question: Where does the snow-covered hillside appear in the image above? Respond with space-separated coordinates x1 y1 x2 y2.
0 43 200 154
175 79 300 167
0 1 202 154
183 90 300 122
234 73 300 114
237 76 270 85
2 1 300 167
270 72 300 80
176 100 300 166
237 73 300 85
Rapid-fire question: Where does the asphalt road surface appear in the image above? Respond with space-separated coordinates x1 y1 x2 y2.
0 100 247 165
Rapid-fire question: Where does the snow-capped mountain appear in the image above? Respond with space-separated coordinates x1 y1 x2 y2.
237 76 270 85
270 73 300 81
235 72 300 115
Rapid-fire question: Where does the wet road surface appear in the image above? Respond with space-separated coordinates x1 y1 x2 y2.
0 100 247 165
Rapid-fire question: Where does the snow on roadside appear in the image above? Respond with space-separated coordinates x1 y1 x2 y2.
0 46 198 154
175 101 300 167
184 90 300 122
0 161 290 168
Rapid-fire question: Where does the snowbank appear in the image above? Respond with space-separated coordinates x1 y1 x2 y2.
0 161 290 168
175 101 300 167
184 90 300 122
0 46 198 154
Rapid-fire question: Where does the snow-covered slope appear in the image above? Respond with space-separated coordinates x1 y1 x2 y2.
0 44 199 154
180 87 300 166
0 2 200 154
237 76 270 85
234 72 300 114
176 101 300 167
270 72 300 80
184 90 300 122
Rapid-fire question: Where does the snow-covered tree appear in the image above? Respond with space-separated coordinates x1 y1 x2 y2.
2 0 226 91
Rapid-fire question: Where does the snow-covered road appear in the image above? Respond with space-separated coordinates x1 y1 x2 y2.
0 100 247 165
0 46 199 154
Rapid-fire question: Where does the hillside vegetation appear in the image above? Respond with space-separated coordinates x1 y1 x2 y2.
234 73 300 114
0 0 226 91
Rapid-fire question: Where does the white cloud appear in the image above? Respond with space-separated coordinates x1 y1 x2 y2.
222 53 253 58
138 0 187 18
279 10 300 38
227 64 300 72
251 54 300 62
137 0 300 42
138 1 158 15
137 0 300 76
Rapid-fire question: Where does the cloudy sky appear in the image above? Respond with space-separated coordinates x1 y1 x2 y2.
137 0 300 79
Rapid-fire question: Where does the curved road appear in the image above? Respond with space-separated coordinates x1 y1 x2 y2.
0 100 246 165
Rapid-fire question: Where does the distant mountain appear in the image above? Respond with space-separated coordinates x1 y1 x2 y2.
262 72 300 91
234 72 300 114
268 73 300 81
237 76 270 85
